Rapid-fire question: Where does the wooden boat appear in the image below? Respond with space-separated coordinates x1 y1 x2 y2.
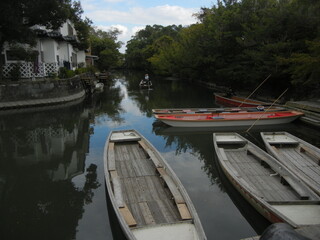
104 129 206 240
152 106 286 115
139 80 152 88
261 132 320 196
214 93 272 107
154 111 303 128
213 132 320 228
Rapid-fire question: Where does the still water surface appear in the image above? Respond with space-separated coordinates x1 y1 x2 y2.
1 71 320 240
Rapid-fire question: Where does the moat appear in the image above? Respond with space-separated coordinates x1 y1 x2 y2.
1 71 319 240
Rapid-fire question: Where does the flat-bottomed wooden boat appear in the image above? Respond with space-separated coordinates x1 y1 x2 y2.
214 93 272 107
154 111 303 127
213 132 320 228
261 132 320 196
104 129 206 240
139 80 152 89
152 106 285 115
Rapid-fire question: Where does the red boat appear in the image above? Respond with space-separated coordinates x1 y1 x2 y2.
214 93 272 107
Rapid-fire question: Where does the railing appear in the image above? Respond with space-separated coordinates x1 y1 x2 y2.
2 62 59 78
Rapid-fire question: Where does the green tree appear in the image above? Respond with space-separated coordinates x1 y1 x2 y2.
125 0 320 97
90 27 123 71
0 0 92 79
125 24 182 70
0 0 72 50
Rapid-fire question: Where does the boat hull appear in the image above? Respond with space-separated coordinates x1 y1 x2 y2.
152 107 285 115
261 132 320 196
218 156 286 225
157 112 302 127
104 130 206 240
214 93 271 107
213 133 320 228
139 81 152 88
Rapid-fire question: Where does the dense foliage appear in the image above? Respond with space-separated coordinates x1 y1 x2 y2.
125 24 183 70
0 0 124 76
0 0 90 51
90 27 123 71
125 0 320 98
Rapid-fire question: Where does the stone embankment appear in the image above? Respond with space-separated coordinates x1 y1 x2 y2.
196 81 320 128
0 76 86 109
285 100 320 128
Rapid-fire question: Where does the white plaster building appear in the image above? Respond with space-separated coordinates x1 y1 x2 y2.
1 20 87 78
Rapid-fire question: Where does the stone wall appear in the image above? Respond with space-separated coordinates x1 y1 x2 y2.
0 76 86 109
0 77 84 102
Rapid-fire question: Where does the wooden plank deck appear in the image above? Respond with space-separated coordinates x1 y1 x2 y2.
225 150 301 202
112 142 182 227
272 145 320 195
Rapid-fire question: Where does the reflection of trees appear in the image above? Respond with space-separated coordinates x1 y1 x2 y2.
123 71 217 118
0 101 99 239
0 164 100 240
152 124 222 188
92 74 125 124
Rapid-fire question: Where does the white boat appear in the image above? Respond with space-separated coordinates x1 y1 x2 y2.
152 106 286 114
261 132 320 196
104 129 206 240
213 132 320 228
154 111 303 127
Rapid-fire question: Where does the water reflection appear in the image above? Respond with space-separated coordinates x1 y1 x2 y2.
152 116 320 237
1 71 319 240
0 101 100 239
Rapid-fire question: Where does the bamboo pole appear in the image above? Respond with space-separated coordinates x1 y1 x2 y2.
238 74 271 107
245 88 288 133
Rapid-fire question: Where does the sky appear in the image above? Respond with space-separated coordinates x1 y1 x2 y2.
80 0 217 52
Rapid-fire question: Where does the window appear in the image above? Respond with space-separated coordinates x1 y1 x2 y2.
72 53 77 67
67 23 74 36
41 51 44 62
6 50 25 61
1 54 5 64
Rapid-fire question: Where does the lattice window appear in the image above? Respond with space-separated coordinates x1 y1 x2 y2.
43 63 58 77
2 62 58 78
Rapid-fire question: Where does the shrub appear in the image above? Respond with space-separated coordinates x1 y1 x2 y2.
10 63 21 81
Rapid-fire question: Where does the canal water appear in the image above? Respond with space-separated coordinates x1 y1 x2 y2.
1 71 319 240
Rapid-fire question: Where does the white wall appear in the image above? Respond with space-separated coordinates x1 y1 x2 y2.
59 20 76 36
41 39 58 63
76 50 86 67
58 42 72 63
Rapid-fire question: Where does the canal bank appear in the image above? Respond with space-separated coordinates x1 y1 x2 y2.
1 72 319 240
0 76 86 109
194 80 320 128
285 100 320 128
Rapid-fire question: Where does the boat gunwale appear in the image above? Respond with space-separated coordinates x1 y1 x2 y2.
155 111 303 123
104 129 206 240
260 131 320 196
213 132 320 228
152 106 286 115
214 93 270 106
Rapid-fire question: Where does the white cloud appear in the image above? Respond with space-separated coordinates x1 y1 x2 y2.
84 4 200 53
86 5 197 26
96 24 147 52
96 24 129 43
131 26 145 37
103 0 126 2
81 0 99 11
